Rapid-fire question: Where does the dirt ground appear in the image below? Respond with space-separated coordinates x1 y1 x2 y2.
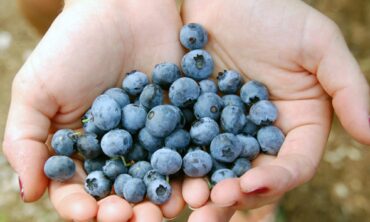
0 0 369 221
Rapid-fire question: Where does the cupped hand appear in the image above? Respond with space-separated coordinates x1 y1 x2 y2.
181 0 370 220
2 0 185 221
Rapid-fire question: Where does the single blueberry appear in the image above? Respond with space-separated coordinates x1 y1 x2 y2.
44 156 76 181
222 95 246 113
210 169 236 185
121 104 147 134
199 79 218 94
181 50 214 81
231 158 252 177
221 105 246 134
84 171 112 199
152 62 181 89
122 178 146 203
146 179 172 205
114 173 132 197
82 109 106 137
165 129 191 154
145 105 180 137
169 77 200 108
217 70 243 94
101 129 133 157
103 88 130 108
126 142 148 162
139 84 164 110
257 126 285 155
143 170 166 186
237 134 260 160
77 133 101 159
91 95 121 131
242 117 259 136
193 92 224 120
138 128 163 153
51 129 77 156
129 161 153 179
122 70 149 96
249 100 278 126
84 156 107 174
182 150 213 177
240 80 269 106
190 117 220 146
151 148 182 175
102 159 128 180
180 23 208 50
210 133 243 163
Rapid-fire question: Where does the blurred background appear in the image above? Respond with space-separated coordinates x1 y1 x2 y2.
0 0 369 221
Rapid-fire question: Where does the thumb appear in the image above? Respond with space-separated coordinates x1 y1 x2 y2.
3 64 58 202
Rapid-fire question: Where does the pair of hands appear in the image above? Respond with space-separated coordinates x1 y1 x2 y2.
3 0 370 221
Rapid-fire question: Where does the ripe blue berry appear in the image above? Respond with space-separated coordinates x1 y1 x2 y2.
151 148 182 175
193 92 224 120
76 133 101 159
123 178 146 203
84 171 112 199
199 79 217 94
210 133 243 163
114 174 132 197
103 88 130 108
129 161 153 179
84 156 107 174
220 105 246 134
138 128 163 153
165 129 191 154
181 50 214 81
249 100 278 126
91 95 121 131
257 126 285 155
101 129 133 157
217 70 243 94
183 150 213 177
152 62 181 89
211 169 236 185
180 23 208 50
102 159 128 180
44 156 76 181
51 129 77 156
222 95 246 113
143 170 166 186
122 70 149 96
146 179 172 205
231 158 252 177
237 134 260 160
82 109 106 137
190 117 220 146
240 80 269 106
169 77 200 108
139 84 164 110
145 105 181 138
121 104 147 134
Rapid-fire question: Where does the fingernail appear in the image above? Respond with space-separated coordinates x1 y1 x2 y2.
246 187 269 195
18 176 24 201
167 216 178 221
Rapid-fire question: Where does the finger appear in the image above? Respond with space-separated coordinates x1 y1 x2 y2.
188 203 235 222
302 15 370 144
182 177 210 209
130 202 162 222
49 161 98 221
97 195 133 222
2 69 58 202
160 180 186 219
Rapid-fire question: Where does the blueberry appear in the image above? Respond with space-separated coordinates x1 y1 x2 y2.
44 156 76 181
51 129 77 156
129 161 153 179
101 129 133 157
91 95 121 131
183 150 213 177
139 84 164 110
217 70 243 94
152 62 181 89
190 117 220 146
199 79 217 94
145 105 180 137
210 133 243 163
237 134 260 160
242 117 259 136
114 174 132 197
147 179 172 205
249 100 278 126
193 93 224 120
82 109 106 137
210 169 236 185
143 170 166 186
231 158 252 177
240 80 269 106
84 171 112 199
84 156 107 174
180 23 208 50
103 88 130 108
126 142 148 162
138 128 163 153
169 77 200 108
151 148 182 175
122 178 146 203
257 126 285 155
220 105 246 134
77 133 101 159
165 129 190 153
222 95 246 113
102 159 128 180
121 104 147 134
122 70 149 96
181 50 214 81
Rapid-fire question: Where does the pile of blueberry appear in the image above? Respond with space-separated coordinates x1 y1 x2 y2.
43 23 285 205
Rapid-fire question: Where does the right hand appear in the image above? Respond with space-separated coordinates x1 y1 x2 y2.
3 0 185 221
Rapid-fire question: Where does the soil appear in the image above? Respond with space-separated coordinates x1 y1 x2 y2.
0 0 369 221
